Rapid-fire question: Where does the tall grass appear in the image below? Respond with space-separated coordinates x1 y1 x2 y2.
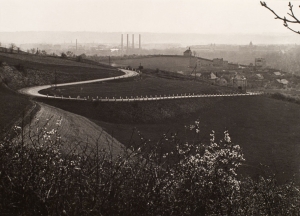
0 120 299 215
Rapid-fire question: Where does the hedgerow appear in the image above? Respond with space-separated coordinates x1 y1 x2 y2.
0 120 299 215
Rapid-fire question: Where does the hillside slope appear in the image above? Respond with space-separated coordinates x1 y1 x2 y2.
0 82 32 134
21 103 125 156
0 53 122 90
37 96 300 184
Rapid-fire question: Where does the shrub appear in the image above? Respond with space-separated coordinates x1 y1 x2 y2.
61 52 67 59
76 55 82 62
0 120 299 215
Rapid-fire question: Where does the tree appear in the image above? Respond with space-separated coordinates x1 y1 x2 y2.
61 52 67 58
261 1 300 35
30 48 36 54
76 55 82 62
76 54 86 62
41 50 47 55
9 43 16 53
66 51 73 57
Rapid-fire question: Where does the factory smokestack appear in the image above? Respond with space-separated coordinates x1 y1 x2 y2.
121 34 123 55
132 34 134 49
139 34 141 50
127 34 129 54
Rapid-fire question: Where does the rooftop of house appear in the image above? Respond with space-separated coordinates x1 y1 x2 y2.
256 74 264 79
276 79 289 84
274 72 282 76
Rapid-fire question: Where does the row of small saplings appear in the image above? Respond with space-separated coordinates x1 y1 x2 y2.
46 92 263 101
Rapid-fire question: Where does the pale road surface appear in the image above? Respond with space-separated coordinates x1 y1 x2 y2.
18 68 262 101
18 69 139 97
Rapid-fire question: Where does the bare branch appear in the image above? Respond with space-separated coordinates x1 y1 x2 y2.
261 1 300 35
286 25 300 35
260 1 299 24
287 2 300 23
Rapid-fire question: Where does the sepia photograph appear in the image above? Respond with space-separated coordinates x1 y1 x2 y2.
0 0 300 215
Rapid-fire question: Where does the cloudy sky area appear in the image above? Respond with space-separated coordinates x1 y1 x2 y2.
0 0 299 34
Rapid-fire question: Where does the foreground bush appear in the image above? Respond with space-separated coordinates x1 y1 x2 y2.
0 121 299 215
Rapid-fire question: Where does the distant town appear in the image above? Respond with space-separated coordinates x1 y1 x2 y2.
5 39 298 60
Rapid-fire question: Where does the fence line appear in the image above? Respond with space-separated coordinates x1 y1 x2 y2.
40 68 263 102
44 91 264 102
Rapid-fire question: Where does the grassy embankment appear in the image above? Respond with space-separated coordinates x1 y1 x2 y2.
38 95 300 184
21 102 125 156
0 83 33 134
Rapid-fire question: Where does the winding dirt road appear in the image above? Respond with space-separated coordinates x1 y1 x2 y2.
18 69 138 97
17 69 138 154
18 68 262 101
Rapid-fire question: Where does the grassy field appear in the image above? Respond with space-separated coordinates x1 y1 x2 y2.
0 83 32 134
37 96 300 184
112 56 194 73
0 52 110 68
40 72 238 98
0 53 123 87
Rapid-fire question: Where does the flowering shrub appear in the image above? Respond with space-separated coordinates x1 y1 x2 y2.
0 119 299 215
162 129 245 215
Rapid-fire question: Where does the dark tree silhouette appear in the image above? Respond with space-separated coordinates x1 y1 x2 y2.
9 43 16 53
261 1 300 34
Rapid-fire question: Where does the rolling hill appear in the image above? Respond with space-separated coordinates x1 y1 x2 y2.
37 95 300 184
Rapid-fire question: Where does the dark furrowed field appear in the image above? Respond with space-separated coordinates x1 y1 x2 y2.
37 96 300 184
40 73 238 98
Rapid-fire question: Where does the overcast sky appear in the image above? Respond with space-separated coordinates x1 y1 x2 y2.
0 0 299 34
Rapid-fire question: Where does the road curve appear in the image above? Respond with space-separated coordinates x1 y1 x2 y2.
18 69 139 98
18 68 263 101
